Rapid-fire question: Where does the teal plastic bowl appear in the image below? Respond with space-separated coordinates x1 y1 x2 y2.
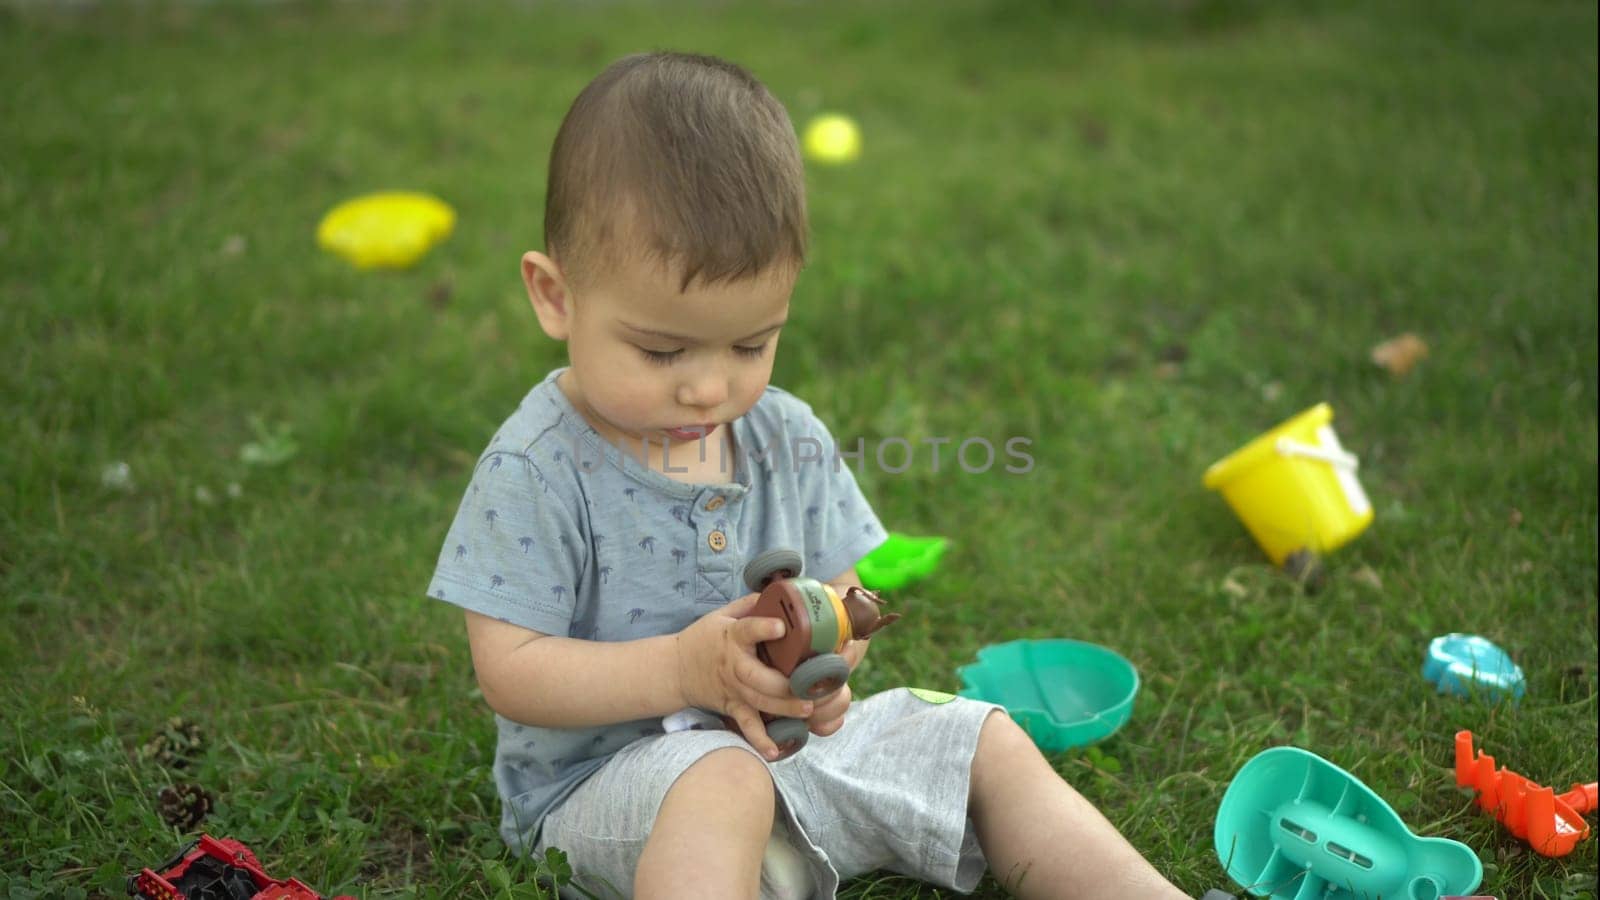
956 639 1139 752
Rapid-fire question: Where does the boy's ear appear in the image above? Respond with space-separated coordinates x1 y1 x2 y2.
522 251 571 341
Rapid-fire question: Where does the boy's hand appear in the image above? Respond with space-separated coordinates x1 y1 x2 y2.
675 592 814 759
805 638 868 737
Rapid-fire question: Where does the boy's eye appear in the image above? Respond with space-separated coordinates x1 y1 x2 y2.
638 343 768 365
639 347 684 366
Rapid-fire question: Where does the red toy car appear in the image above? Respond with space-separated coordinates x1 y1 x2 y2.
128 834 354 900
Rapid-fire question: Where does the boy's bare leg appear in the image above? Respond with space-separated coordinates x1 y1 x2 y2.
635 747 775 899
969 712 1191 900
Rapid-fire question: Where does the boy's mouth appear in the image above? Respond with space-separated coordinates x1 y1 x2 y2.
663 424 716 442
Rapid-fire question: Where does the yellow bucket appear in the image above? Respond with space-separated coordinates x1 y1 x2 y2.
1203 403 1373 565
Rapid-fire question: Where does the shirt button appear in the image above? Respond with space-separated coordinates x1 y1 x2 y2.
707 530 727 552
704 496 725 511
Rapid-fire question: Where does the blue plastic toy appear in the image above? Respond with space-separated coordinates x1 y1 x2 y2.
1214 746 1482 899
1422 633 1525 702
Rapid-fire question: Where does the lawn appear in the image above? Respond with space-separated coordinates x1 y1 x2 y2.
1 1 1595 897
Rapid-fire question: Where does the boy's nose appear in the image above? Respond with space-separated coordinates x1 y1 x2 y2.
677 373 729 411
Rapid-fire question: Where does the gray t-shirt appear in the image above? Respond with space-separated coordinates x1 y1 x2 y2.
427 368 888 850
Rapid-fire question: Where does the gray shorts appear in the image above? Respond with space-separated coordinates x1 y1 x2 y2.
533 688 1003 898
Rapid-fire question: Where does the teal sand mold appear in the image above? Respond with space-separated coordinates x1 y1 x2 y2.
1214 747 1482 899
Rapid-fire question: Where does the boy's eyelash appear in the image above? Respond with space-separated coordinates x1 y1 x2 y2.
640 348 683 366
637 344 769 365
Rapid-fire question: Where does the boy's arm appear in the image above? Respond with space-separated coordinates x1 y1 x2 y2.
464 594 817 758
465 611 684 727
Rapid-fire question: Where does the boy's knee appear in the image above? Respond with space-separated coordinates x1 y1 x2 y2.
680 747 776 814
640 748 778 899
972 710 1042 792
977 709 1036 760
969 711 1051 825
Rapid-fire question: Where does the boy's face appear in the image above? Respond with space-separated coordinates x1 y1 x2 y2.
524 250 794 450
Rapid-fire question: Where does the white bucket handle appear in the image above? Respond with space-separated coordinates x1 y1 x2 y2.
1276 437 1359 471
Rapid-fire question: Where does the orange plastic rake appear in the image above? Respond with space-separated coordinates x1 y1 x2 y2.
1454 730 1598 857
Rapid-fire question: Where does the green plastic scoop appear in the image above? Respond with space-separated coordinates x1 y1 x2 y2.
857 533 948 591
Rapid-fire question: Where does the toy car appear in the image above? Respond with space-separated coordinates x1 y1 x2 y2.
737 549 900 759
128 834 355 900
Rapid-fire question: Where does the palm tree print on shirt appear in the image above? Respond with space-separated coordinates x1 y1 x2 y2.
455 545 468 561
551 585 567 604
628 608 645 623
671 548 687 567
599 566 612 584
674 581 689 598
638 536 656 555
485 509 498 530
519 537 534 554
490 574 505 590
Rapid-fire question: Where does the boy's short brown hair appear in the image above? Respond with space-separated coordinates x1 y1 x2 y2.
544 52 807 291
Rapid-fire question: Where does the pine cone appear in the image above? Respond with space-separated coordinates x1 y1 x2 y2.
157 782 214 830
139 716 206 769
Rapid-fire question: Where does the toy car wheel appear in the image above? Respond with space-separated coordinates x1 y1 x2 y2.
790 653 850 699
767 717 810 758
743 549 804 593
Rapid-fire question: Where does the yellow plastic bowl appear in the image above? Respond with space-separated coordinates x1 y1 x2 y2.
316 191 456 269
1203 403 1373 565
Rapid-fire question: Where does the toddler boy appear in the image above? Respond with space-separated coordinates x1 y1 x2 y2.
428 51 1189 899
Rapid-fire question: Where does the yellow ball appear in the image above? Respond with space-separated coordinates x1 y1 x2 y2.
802 114 862 165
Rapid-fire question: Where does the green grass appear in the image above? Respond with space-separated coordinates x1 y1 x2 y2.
2 1 1595 897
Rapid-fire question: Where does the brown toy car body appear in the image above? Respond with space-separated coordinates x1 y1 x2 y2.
735 549 900 758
